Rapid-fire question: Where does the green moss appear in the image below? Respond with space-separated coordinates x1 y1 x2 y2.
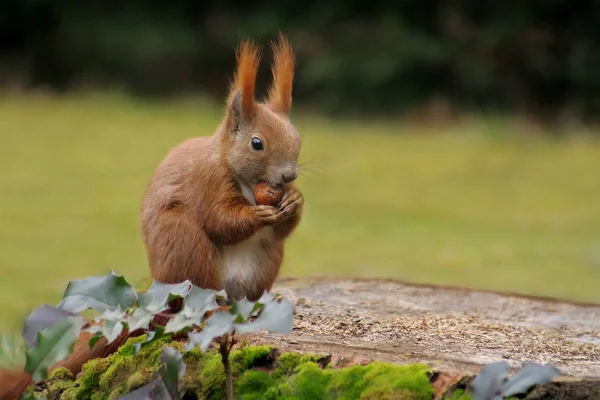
61 334 176 399
72 356 114 399
237 351 433 400
272 352 302 379
182 345 205 366
43 367 76 399
230 345 274 375
360 362 433 399
90 393 107 400
447 389 472 399
113 335 149 357
49 341 438 400
300 354 330 365
99 356 136 392
327 363 371 399
284 361 331 399
169 341 186 353
234 369 276 400
106 387 129 400
47 380 76 399
199 352 226 399
126 368 154 390
48 367 74 381
59 387 78 400
360 387 420 399
137 337 173 367
180 347 207 396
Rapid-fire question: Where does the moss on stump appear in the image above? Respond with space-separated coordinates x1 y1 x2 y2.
32 336 442 400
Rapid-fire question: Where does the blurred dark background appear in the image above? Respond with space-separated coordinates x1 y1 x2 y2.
2 0 600 121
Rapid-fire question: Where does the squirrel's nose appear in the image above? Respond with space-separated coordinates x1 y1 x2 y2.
282 171 298 183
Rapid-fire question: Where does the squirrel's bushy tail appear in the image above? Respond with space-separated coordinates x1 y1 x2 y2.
0 368 33 400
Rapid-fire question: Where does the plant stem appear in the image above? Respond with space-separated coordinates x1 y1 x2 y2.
220 333 234 400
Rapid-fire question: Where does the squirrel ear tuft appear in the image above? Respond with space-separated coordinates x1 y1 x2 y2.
228 90 244 134
267 33 296 115
227 39 261 120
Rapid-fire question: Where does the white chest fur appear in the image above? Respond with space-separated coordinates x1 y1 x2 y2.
220 226 273 289
219 179 274 291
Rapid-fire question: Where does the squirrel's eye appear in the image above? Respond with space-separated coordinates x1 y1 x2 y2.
251 137 264 151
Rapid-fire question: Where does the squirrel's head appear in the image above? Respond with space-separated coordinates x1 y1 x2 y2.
222 34 301 188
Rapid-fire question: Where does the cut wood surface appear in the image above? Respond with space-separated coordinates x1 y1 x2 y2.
246 276 600 379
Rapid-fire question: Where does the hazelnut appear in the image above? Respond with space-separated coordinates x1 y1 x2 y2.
253 182 283 206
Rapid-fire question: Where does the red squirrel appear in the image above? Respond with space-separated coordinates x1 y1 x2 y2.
0 34 303 399
140 34 303 302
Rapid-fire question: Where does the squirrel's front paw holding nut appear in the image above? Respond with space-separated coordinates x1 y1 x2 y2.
254 205 283 226
253 182 302 225
279 187 304 217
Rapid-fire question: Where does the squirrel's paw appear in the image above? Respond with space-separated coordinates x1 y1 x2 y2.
279 187 304 217
255 205 284 225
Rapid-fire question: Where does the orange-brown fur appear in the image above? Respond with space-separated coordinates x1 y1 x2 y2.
0 34 303 398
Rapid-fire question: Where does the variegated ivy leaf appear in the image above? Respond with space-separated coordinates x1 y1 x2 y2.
21 304 78 348
138 281 192 312
164 312 202 334
118 348 186 400
96 307 126 344
186 311 236 352
181 285 219 315
470 361 510 400
57 270 136 314
164 288 218 333
126 306 156 332
24 316 86 382
503 363 559 397
234 295 293 335
133 327 167 356
230 298 260 322
159 346 186 399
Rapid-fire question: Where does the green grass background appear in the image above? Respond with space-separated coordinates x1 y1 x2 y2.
1 92 600 334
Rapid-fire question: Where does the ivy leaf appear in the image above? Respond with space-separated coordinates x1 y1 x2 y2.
116 380 156 399
119 348 187 399
84 324 101 335
230 298 259 322
503 363 559 397
24 316 85 382
22 305 78 348
126 307 155 332
96 307 126 344
215 289 228 300
234 296 294 335
470 361 509 400
133 327 167 356
182 285 219 314
83 325 106 349
159 347 186 399
56 270 136 313
164 286 219 334
87 332 103 350
20 394 40 400
164 313 202 334
116 378 169 400
186 311 235 352
138 281 192 312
